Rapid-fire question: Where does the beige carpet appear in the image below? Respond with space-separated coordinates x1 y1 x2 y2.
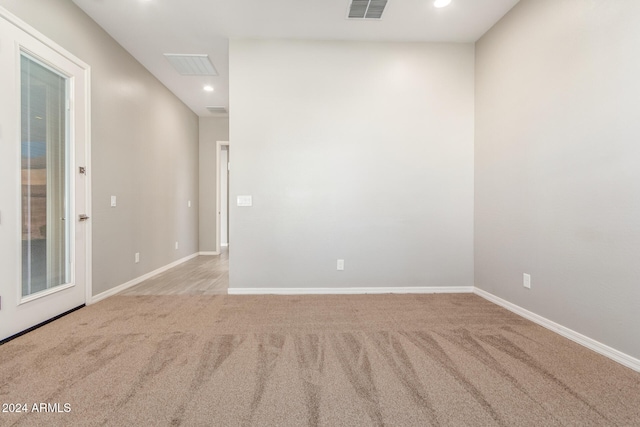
1 294 639 426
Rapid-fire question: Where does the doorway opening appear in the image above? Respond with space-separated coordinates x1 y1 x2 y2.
216 141 229 254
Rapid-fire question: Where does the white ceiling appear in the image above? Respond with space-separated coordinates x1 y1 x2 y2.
71 0 520 118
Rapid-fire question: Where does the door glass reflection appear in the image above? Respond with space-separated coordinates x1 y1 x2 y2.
21 54 69 297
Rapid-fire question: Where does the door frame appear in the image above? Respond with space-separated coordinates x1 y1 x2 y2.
215 140 229 255
0 7 92 309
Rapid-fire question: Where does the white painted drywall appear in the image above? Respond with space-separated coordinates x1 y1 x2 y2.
0 0 200 296
198 117 229 252
475 0 640 359
229 40 474 290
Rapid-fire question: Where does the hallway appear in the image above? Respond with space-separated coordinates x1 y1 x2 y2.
119 249 228 296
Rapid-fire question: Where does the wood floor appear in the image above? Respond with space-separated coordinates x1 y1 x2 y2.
119 248 228 295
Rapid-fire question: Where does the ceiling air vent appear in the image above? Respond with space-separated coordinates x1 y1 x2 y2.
206 106 227 114
348 0 388 20
164 54 218 76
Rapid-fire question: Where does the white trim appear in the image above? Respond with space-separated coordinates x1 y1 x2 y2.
19 282 75 305
221 243 229 247
89 253 199 304
0 7 89 70
474 287 640 373
199 251 220 256
215 140 229 255
83 66 93 309
228 286 474 295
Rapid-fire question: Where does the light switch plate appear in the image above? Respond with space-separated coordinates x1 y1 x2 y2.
237 195 252 207
110 196 117 207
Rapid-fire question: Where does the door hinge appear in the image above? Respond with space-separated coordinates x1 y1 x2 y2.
79 166 86 174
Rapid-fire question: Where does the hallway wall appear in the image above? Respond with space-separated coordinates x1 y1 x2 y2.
0 0 200 297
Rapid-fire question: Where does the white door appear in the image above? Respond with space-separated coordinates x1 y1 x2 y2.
0 11 90 341
216 141 229 253
220 146 229 246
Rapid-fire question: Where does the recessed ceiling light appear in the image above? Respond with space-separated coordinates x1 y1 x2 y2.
434 0 452 8
203 85 214 92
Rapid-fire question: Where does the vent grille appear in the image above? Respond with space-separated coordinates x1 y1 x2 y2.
348 0 388 20
164 54 218 76
206 106 227 114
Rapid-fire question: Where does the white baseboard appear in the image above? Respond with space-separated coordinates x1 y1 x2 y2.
199 251 220 256
89 253 200 304
474 287 640 373
228 286 474 295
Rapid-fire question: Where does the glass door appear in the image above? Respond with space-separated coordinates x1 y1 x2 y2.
21 54 71 300
0 10 89 341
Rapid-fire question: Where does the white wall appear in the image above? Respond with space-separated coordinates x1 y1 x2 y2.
475 0 640 359
198 117 229 252
229 40 474 290
0 0 200 296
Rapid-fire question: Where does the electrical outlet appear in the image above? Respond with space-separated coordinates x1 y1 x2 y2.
110 196 117 207
175 241 179 250
337 259 345 271
523 273 531 289
135 252 140 263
